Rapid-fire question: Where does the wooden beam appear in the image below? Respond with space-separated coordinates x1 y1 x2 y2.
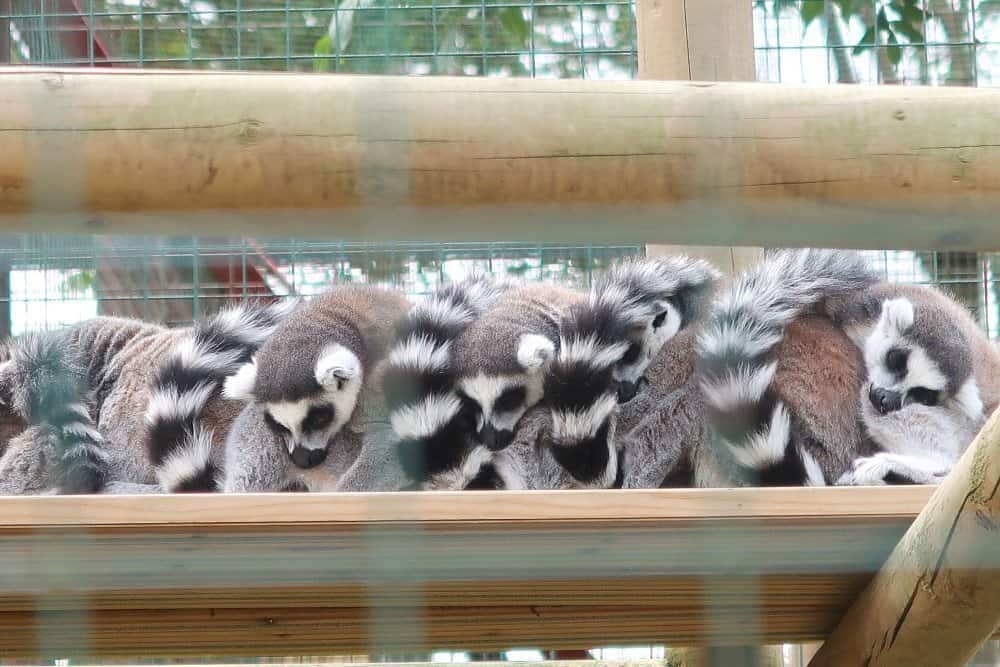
0 487 932 658
3 68 1000 250
810 408 1000 666
636 0 761 272
636 0 755 82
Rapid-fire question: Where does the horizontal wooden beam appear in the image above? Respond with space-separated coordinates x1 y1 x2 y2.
3 68 1000 250
810 408 1000 667
0 487 934 658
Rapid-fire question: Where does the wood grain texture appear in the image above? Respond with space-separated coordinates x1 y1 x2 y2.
3 68 1000 250
0 487 934 658
810 409 1000 667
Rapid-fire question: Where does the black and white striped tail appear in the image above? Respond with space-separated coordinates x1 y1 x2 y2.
10 333 107 494
146 298 298 493
383 276 508 484
593 255 720 326
543 294 644 488
696 249 878 486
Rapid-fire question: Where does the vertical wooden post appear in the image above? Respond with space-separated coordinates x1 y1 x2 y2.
636 0 762 273
0 0 11 64
635 8 772 662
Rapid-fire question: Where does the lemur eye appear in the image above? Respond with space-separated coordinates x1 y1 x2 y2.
652 311 668 329
621 343 642 365
457 390 482 415
263 412 290 436
303 404 335 432
885 348 909 375
494 386 527 413
908 387 939 407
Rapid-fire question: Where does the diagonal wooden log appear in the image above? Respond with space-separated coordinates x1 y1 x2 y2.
810 407 1000 667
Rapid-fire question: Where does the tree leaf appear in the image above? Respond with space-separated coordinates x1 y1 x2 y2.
886 31 902 65
853 26 877 54
876 6 891 32
897 1 925 28
892 19 924 44
801 1 825 26
313 34 333 73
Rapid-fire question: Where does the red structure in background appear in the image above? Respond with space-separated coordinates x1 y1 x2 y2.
6 2 283 312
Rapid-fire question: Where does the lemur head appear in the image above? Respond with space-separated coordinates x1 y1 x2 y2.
455 332 555 452
863 297 982 421
224 342 365 470
594 256 719 402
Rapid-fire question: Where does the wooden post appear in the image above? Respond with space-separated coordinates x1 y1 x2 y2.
0 1 10 65
810 407 1000 666
636 0 762 273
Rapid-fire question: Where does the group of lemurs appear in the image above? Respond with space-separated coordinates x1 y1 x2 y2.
0 247 996 496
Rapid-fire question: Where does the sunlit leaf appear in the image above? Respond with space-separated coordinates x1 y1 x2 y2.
313 34 332 73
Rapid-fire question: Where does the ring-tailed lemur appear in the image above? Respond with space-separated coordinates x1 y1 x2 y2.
381 275 510 490
696 249 882 485
145 298 299 492
425 283 586 489
0 300 297 494
827 282 1000 485
221 285 410 491
616 309 872 489
0 332 107 494
542 256 720 488
696 248 998 487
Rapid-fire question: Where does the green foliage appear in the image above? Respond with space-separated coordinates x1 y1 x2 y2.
70 0 633 79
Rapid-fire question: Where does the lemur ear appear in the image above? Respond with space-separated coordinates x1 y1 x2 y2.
517 333 556 374
315 344 362 391
881 298 915 335
222 360 257 401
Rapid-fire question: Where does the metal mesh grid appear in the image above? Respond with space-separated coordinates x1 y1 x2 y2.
1 1 637 79
0 235 642 334
753 0 1000 86
754 2 1000 339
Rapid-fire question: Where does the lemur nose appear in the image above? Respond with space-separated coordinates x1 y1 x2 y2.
869 386 903 415
290 446 328 469
477 424 514 451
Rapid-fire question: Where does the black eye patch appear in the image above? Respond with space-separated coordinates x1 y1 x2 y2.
621 343 642 365
652 311 668 329
494 386 527 413
263 412 290 435
457 390 482 414
885 347 909 376
907 387 940 407
303 404 335 432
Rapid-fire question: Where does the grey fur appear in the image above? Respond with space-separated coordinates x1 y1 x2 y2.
696 249 880 485
0 332 107 494
222 286 410 490
828 281 1000 485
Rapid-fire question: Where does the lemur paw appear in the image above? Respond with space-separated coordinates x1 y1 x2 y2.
835 454 949 486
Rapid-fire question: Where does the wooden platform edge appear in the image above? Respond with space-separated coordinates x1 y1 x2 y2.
0 486 934 528
811 407 1000 667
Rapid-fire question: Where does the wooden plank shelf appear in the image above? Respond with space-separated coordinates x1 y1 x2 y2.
0 487 933 658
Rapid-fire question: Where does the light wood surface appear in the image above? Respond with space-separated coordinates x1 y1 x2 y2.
810 408 1000 667
3 68 1000 250
0 487 934 658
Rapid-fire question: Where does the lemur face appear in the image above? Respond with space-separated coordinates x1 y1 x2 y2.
863 298 982 421
224 344 363 469
612 300 682 403
456 333 553 451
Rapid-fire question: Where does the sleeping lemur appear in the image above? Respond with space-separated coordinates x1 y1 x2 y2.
219 284 410 492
